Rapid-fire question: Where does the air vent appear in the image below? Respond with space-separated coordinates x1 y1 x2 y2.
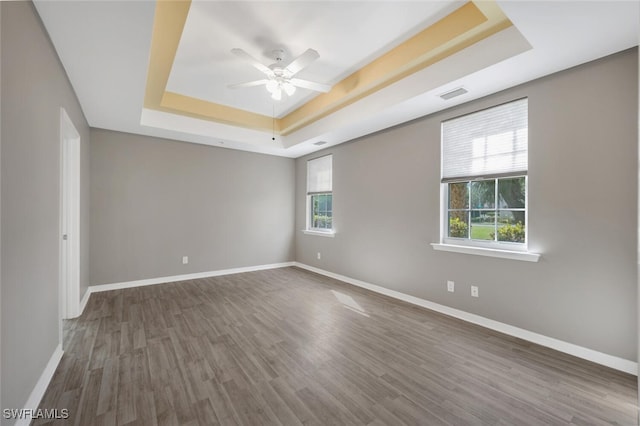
313 141 327 146
440 87 468 100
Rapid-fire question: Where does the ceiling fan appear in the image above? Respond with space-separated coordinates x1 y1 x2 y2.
228 48 332 101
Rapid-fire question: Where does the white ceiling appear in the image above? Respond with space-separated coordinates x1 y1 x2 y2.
33 1 639 158
168 1 460 118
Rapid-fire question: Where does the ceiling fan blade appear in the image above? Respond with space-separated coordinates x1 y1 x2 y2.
284 49 320 76
227 79 269 89
231 48 273 76
290 78 331 93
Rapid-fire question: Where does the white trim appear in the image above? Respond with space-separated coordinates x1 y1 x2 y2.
59 108 81 324
86 262 295 295
431 242 540 262
293 262 637 375
302 229 335 238
79 288 91 316
16 345 64 426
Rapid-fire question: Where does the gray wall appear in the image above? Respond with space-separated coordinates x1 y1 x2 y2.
296 48 638 361
1 1 90 419
90 129 295 285
0 2 3 414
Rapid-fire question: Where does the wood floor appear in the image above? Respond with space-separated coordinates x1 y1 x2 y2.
37 267 637 425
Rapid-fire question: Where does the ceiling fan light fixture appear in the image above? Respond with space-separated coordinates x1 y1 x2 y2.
271 87 282 101
266 79 278 94
283 82 296 96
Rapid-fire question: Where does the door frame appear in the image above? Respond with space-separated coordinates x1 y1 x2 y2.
59 108 81 344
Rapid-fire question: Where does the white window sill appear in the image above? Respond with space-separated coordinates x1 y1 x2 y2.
302 230 335 238
431 243 540 262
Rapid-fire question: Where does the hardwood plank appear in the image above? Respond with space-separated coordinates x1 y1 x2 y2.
202 379 240 425
267 377 321 426
74 367 103 426
132 389 158 426
191 398 221 426
116 379 135 425
252 380 303 426
96 357 119 415
223 379 278 426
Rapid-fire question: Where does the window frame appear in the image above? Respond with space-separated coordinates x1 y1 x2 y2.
305 154 334 236
307 192 333 233
442 175 529 251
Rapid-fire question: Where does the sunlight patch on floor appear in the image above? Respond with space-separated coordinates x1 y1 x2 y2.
331 290 369 317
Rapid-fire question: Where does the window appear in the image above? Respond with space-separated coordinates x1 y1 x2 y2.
306 154 333 234
447 177 526 243
441 98 528 249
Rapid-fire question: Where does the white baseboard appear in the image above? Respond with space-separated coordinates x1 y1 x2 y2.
79 288 90 315
16 344 64 426
81 262 295 314
293 262 638 376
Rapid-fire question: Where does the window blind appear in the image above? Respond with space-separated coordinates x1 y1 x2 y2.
442 98 528 182
307 154 332 194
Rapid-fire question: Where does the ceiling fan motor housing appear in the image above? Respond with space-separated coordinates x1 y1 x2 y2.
270 48 286 62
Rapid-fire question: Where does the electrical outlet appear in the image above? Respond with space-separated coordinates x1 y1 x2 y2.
317 252 321 260
471 286 479 297
182 256 189 265
447 280 455 292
